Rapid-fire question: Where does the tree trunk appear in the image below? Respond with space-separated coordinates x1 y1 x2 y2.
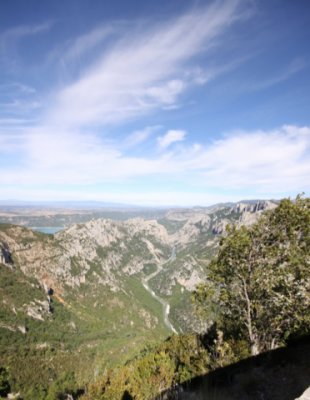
270 337 277 350
250 334 260 356
241 277 260 356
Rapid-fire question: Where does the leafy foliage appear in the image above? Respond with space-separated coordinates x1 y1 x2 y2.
82 334 210 400
0 260 168 399
194 196 310 355
0 367 10 397
1 197 309 399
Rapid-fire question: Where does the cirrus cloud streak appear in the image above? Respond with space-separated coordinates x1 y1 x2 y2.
0 125 308 204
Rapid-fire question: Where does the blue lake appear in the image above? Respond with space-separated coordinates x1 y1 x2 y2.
30 227 64 234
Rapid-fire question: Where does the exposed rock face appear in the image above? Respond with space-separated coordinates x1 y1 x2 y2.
0 200 278 332
0 219 171 293
0 200 278 294
175 261 204 291
142 200 279 320
172 215 211 246
212 219 229 235
166 201 277 240
17 325 27 335
27 299 51 321
237 200 277 227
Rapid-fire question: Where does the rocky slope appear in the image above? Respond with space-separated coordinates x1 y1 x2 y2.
148 200 277 331
0 200 278 397
0 200 277 328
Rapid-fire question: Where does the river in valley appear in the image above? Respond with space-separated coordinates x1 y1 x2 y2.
142 247 178 334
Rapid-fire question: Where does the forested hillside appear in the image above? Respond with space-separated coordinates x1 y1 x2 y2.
82 196 309 400
0 197 308 399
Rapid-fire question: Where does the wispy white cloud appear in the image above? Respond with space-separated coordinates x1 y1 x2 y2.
64 26 116 62
248 58 307 91
181 125 310 193
0 82 36 94
0 22 53 62
125 125 162 147
0 125 308 202
208 57 308 100
0 118 36 127
48 24 121 70
46 0 242 128
0 99 41 112
146 80 185 105
0 82 40 119
0 21 53 42
1 2 308 205
0 187 245 207
0 21 54 78
158 130 186 149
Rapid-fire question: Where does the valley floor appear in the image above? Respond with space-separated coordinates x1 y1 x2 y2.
142 247 178 334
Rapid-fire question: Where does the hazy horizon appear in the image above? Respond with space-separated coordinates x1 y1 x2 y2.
0 196 282 209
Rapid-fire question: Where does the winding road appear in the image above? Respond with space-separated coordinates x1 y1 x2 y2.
142 248 178 334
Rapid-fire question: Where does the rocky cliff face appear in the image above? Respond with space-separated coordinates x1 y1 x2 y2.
0 200 280 396
235 200 277 226
0 218 171 293
0 200 277 332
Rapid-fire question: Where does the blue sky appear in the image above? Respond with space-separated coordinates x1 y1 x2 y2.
0 0 309 206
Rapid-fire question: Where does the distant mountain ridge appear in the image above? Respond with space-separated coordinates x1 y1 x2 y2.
0 199 145 209
0 198 277 210
0 200 277 326
0 199 278 397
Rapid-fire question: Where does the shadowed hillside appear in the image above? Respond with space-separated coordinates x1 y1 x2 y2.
82 197 309 400
157 336 310 400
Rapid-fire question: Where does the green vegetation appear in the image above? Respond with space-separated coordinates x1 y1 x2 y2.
157 219 186 234
168 286 201 333
1 197 309 399
83 197 309 399
0 259 171 399
82 334 210 400
194 196 310 355
0 263 169 399
142 263 157 275
0 265 94 399
0 367 10 398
